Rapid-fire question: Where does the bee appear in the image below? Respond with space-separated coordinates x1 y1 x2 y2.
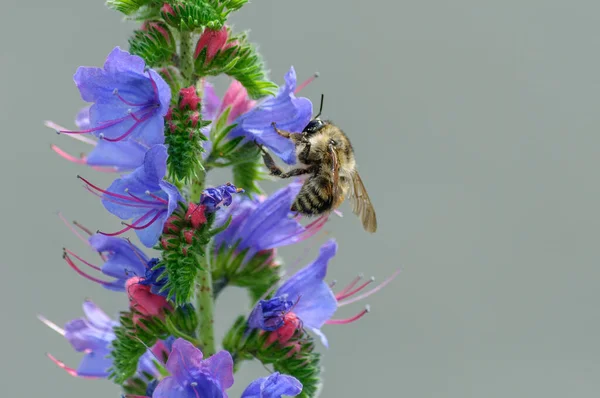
257 95 377 233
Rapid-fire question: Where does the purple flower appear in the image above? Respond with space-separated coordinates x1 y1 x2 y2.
80 144 184 248
62 233 150 292
39 300 159 379
241 372 303 398
228 67 313 164
153 338 234 398
59 47 171 146
201 183 244 212
213 181 327 259
248 240 400 347
203 79 255 124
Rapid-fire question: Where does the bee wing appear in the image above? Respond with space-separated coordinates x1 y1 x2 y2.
328 143 341 201
349 171 378 233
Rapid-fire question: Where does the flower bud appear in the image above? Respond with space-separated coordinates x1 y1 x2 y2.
126 276 173 325
185 203 207 228
194 27 229 63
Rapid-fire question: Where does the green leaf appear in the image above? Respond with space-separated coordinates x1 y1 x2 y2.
162 0 223 31
129 21 176 67
106 0 152 15
195 32 277 99
230 142 264 196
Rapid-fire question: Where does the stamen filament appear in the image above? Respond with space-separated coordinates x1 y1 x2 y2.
51 145 86 164
337 274 363 297
100 112 153 142
145 190 168 204
78 175 151 204
326 305 370 325
57 212 89 246
125 189 164 205
63 252 111 286
294 72 319 94
114 89 154 107
59 114 130 135
64 249 102 271
37 315 65 335
98 210 156 236
337 269 401 307
46 353 99 379
336 277 375 301
121 210 164 230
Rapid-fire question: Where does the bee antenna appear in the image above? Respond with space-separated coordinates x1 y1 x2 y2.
313 94 325 120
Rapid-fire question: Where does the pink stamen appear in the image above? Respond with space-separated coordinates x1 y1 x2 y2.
336 274 363 297
63 252 111 286
121 210 164 230
145 190 168 204
51 145 87 164
98 210 156 236
45 121 97 145
58 212 89 246
125 238 150 269
325 305 370 325
336 276 375 301
100 112 153 142
294 72 319 94
46 353 100 379
113 89 154 107
72 221 93 236
37 315 65 336
59 114 131 135
64 249 102 271
124 189 165 206
78 175 153 205
85 186 157 209
338 269 401 307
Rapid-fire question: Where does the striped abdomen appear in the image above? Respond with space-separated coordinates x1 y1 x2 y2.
291 175 335 215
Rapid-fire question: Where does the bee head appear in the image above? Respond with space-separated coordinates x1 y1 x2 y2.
302 119 327 137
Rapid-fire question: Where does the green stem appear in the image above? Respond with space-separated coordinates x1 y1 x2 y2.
179 31 194 85
195 252 216 356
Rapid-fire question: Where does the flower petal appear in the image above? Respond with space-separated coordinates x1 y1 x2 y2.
82 300 117 331
165 339 204 386
201 350 234 392
76 350 113 378
86 140 147 171
277 240 338 331
88 234 149 281
202 81 221 121
241 372 303 398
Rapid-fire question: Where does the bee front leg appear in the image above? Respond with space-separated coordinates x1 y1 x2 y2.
271 122 292 139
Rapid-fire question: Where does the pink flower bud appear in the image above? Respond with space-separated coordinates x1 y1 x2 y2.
179 86 201 111
194 27 229 63
182 228 194 244
126 277 172 324
185 203 207 229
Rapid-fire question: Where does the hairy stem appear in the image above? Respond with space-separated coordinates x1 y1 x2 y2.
179 31 194 85
195 252 216 356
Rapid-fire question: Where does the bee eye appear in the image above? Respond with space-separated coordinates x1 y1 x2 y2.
329 139 337 146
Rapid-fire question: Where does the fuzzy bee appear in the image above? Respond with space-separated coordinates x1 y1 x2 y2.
257 97 377 233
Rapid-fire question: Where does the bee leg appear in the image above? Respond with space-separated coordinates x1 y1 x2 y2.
271 122 292 139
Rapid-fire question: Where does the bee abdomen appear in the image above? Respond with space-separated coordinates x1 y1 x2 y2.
291 179 333 215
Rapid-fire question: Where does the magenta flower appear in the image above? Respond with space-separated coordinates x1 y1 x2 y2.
203 79 255 125
58 47 171 146
241 372 302 398
153 338 234 398
79 145 184 248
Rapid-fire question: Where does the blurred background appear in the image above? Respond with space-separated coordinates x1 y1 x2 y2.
2 0 600 396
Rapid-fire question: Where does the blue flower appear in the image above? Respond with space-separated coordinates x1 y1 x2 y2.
60 47 171 146
48 106 148 172
228 67 313 164
62 232 152 292
153 338 234 398
249 240 401 347
201 183 244 212
139 258 171 298
214 181 327 259
80 144 184 248
250 240 338 347
241 372 303 398
40 300 158 379
248 296 295 331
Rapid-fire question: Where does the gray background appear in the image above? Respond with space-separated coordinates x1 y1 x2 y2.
2 0 600 396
